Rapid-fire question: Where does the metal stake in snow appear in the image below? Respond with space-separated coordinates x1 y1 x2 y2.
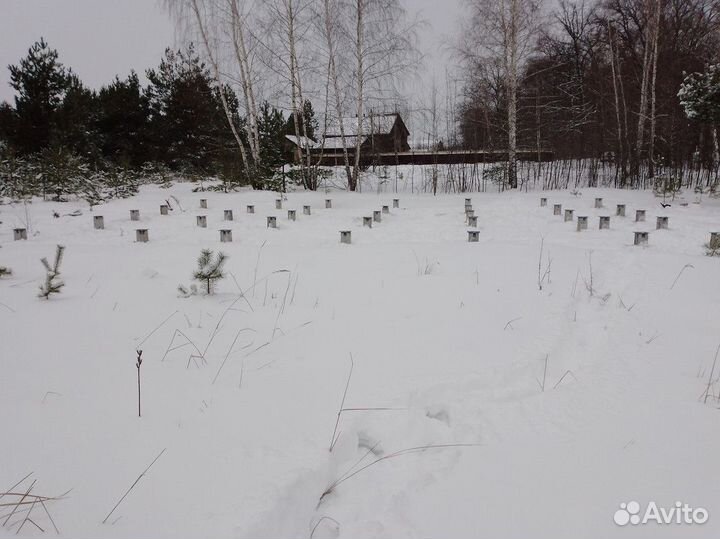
136 350 143 418
634 231 649 246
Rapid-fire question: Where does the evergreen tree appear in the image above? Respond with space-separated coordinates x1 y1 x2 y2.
0 102 16 146
256 101 286 188
96 72 151 167
679 65 720 167
192 249 227 295
146 45 232 174
8 39 69 154
53 74 99 160
285 100 318 142
38 245 65 299
679 65 720 124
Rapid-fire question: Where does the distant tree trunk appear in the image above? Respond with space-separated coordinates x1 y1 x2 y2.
323 0 353 187
351 0 364 192
608 23 626 185
647 1 661 180
228 0 261 165
188 0 251 174
634 0 660 183
507 0 519 189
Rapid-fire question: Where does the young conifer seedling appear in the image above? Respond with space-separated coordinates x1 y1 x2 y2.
193 249 227 295
38 245 65 299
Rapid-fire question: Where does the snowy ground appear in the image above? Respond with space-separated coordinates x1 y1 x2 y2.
1 183 719 538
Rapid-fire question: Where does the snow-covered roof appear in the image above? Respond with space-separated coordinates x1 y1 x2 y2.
325 114 402 138
319 136 368 150
284 134 316 148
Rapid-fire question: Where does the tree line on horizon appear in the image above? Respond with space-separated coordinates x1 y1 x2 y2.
0 39 319 202
456 0 720 190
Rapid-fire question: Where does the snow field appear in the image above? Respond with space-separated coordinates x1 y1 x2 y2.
1 184 720 538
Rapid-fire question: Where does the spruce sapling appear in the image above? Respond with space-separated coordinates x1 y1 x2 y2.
193 249 227 295
0 266 12 278
38 245 65 299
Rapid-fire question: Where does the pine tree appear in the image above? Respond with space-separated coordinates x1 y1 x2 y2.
256 101 286 190
284 100 318 142
96 72 151 167
53 74 99 161
146 46 232 175
38 245 65 299
679 65 720 166
192 249 227 295
8 39 69 155
0 266 12 278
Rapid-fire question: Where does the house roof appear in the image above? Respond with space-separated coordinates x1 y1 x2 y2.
284 134 316 148
325 113 406 138
319 136 368 150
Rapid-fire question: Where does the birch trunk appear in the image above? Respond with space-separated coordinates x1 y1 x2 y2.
323 0 353 187
351 0 364 192
189 0 251 174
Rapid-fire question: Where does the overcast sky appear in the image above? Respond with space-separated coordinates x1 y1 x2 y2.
0 0 461 106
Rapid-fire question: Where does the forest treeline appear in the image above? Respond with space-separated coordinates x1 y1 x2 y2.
457 0 720 189
0 40 318 202
2 0 720 198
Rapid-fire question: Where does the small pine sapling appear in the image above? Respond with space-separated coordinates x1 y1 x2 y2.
193 249 228 295
0 266 12 278
38 245 65 299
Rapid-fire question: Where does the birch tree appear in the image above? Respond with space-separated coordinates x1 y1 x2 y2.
163 0 263 176
318 0 353 187
340 0 420 191
460 0 541 189
253 0 325 189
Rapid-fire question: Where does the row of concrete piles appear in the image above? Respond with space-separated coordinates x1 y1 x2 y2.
464 198 480 242
343 198 401 244
84 197 337 243
540 196 674 246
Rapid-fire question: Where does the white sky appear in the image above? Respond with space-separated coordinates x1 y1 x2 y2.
0 0 461 114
